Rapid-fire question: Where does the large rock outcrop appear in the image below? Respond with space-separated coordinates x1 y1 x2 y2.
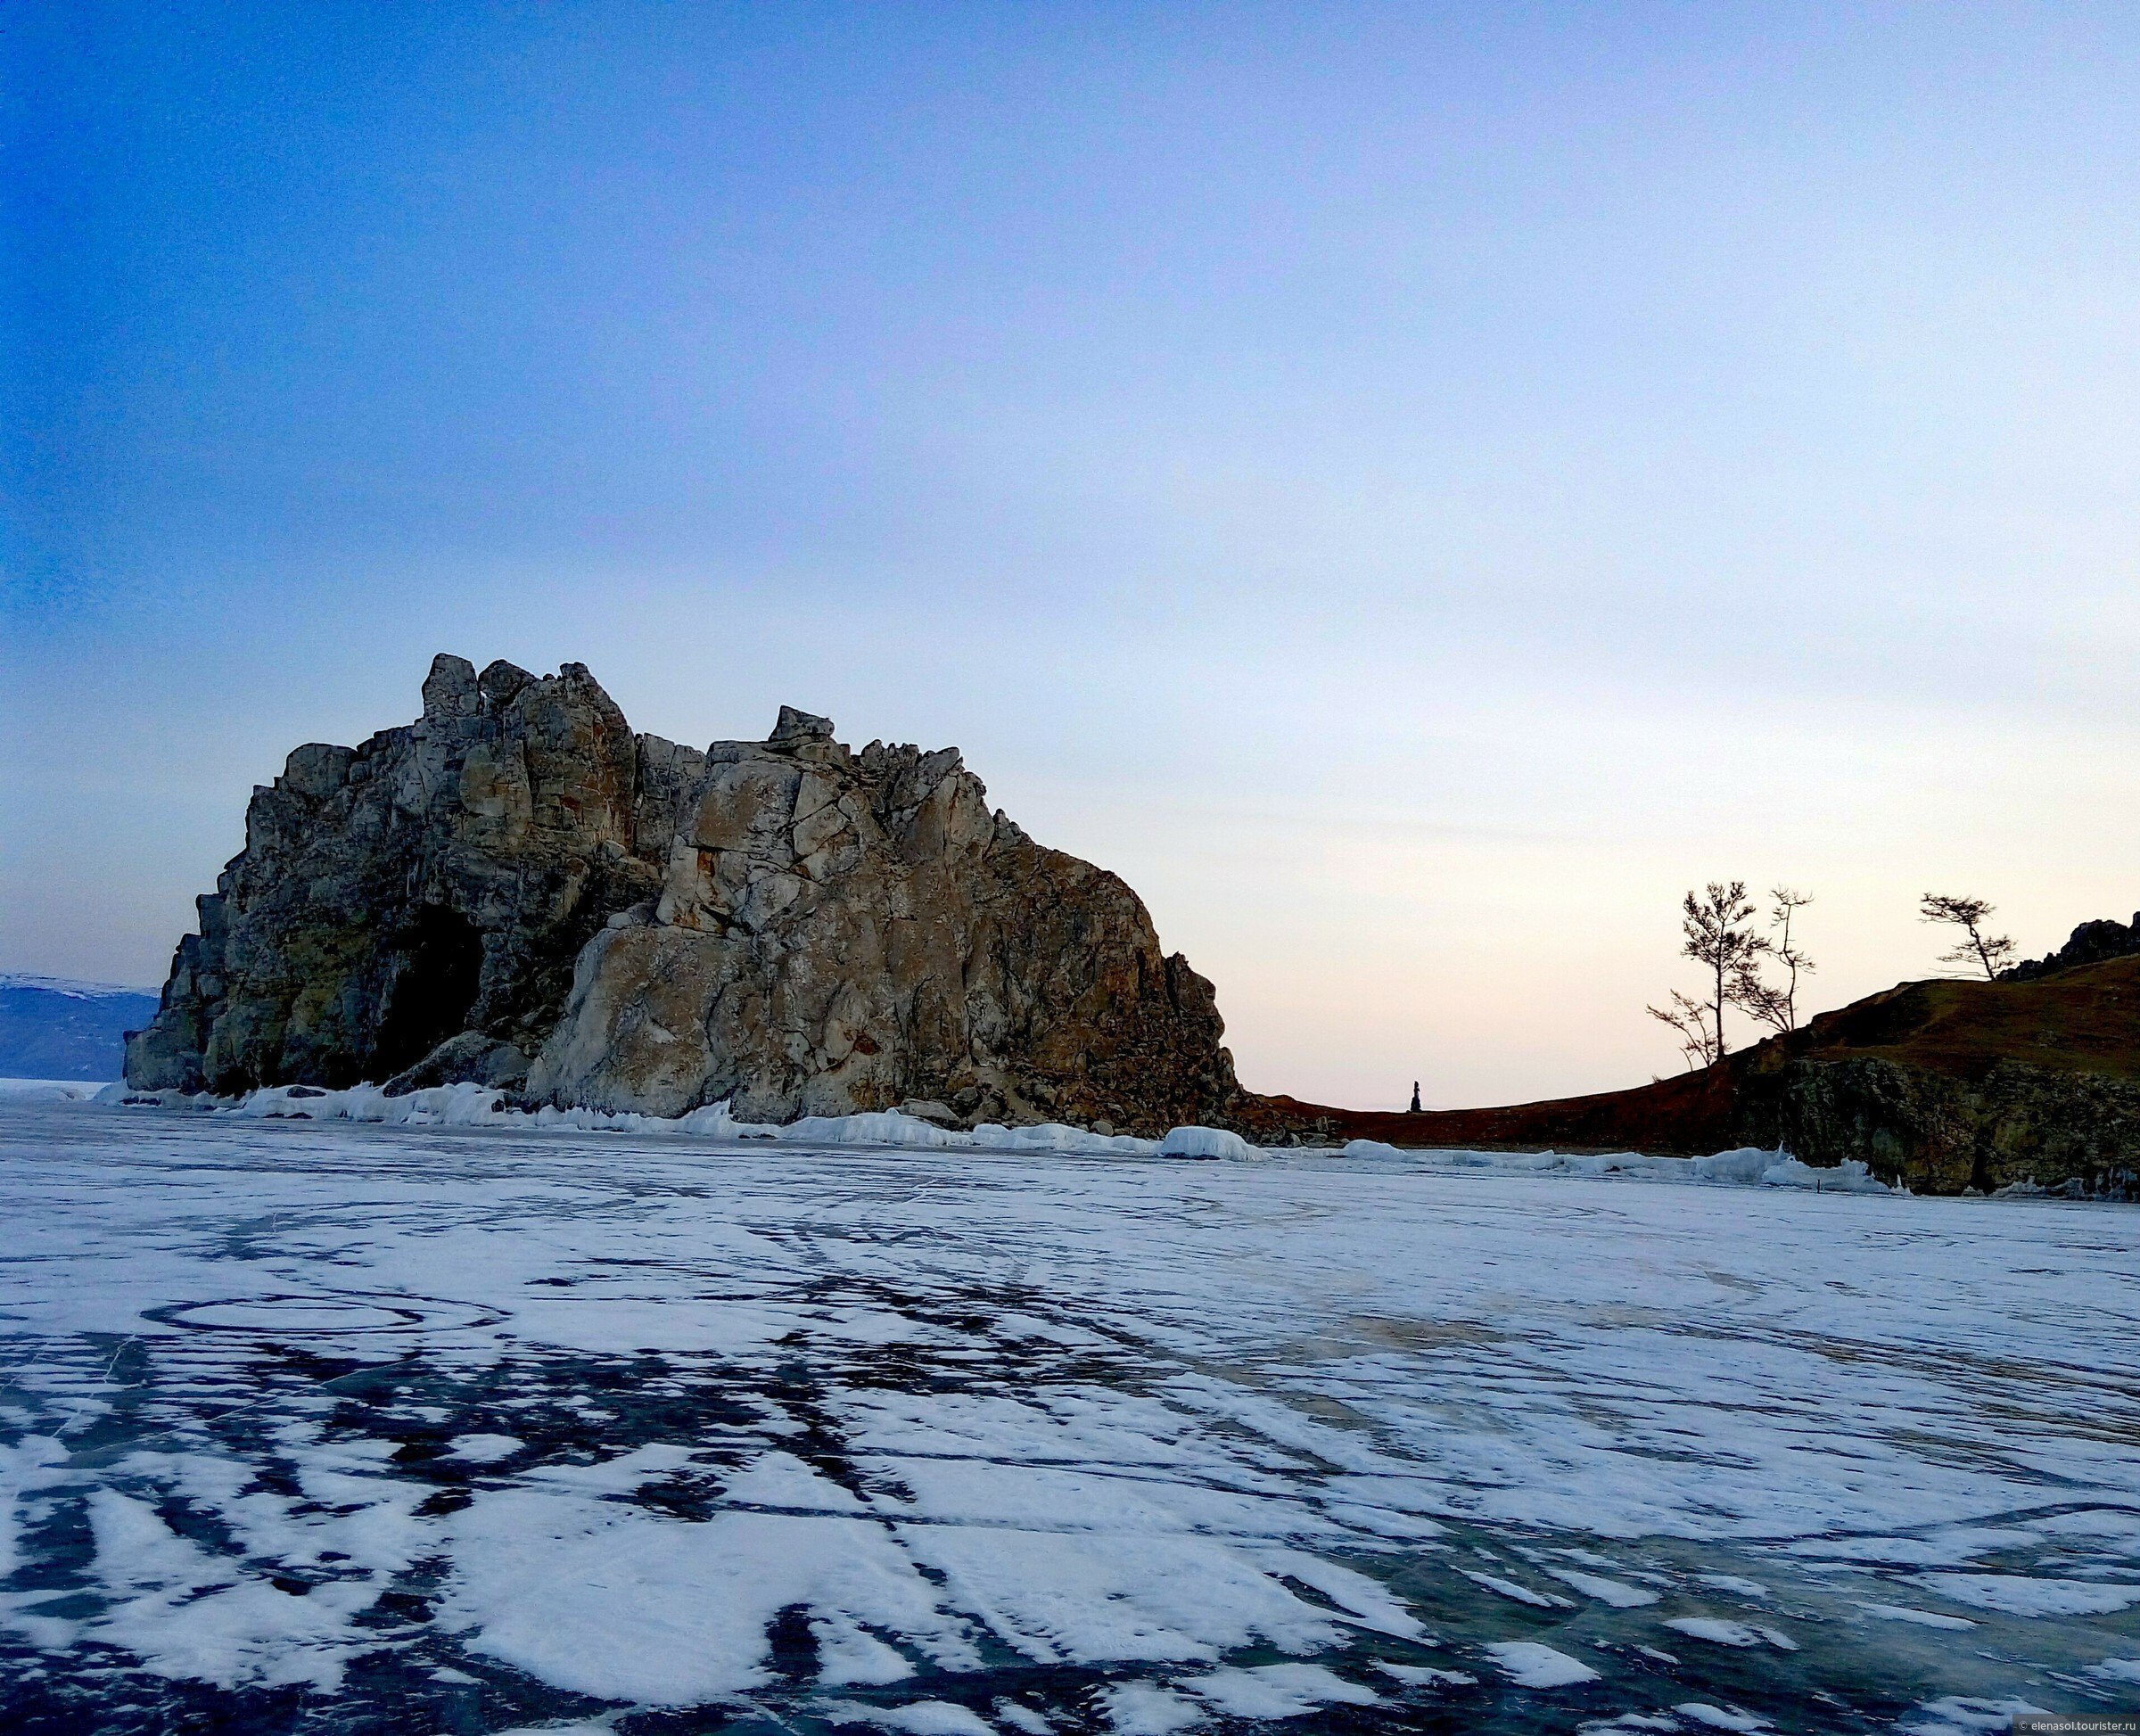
1743 955 2140 1194
127 656 1240 1135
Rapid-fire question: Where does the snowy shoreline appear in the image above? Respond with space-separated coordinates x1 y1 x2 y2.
0 1074 1904 1195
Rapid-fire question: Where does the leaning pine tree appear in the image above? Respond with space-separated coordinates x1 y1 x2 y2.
1919 893 2016 980
1649 881 1770 1068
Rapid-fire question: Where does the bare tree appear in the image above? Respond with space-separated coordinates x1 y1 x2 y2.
1919 893 2015 979
1649 881 1768 1067
1649 990 1721 1070
1732 886 1815 1034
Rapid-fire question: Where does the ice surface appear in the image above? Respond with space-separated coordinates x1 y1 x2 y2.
1858 1602 1977 1629
443 1433 523 1462
104 1081 1186 1157
1462 1569 1570 1608
1914 1574 2140 1617
1346 1140 1891 1194
103 1080 1909 1193
1156 1125 1262 1162
0 1079 103 1102
1100 1678 1205 1732
1340 1139 1409 1160
825 1700 998 1734
1898 1698 2054 1735
1673 1704 1772 1732
1180 1661 1379 1716
1545 1567 1660 1608
1 1093 2134 1732
992 1700 1056 1734
1484 1641 1599 1687
1661 1618 1796 1650
86 1489 382 1691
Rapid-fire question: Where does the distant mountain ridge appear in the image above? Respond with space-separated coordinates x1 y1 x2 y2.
1 972 159 1000
0 975 161 1081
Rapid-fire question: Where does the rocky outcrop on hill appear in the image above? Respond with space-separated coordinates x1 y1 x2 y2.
1738 953 2140 1194
127 657 650 1098
1279 950 2140 1197
127 657 1240 1135
2000 912 2140 982
1771 1050 2140 1197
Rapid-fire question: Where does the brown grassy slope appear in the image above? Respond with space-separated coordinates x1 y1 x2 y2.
1247 953 2140 1153
1245 1069 1736 1155
1747 952 2140 1082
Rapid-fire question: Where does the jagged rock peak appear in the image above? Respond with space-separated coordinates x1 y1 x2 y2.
2001 912 2140 983
770 704 835 745
421 653 478 718
127 655 1240 1137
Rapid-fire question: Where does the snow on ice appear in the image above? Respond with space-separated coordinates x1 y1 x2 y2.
0 1090 2135 1732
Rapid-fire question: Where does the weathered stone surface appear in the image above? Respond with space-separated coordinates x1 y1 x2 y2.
1775 1055 2140 1197
127 656 659 1094
128 658 1241 1135
382 1032 531 1096
2001 912 2140 982
524 712 1236 1130
1770 1056 1980 1193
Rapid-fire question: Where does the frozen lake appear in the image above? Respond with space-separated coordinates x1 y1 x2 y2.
2 1098 2136 1733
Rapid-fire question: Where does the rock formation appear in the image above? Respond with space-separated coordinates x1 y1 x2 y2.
127 656 1241 1134
1749 951 2140 1194
2000 911 2140 982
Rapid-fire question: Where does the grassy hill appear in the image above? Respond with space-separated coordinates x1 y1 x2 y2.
1253 953 2140 1196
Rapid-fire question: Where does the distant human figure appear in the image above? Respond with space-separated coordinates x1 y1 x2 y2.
1409 1081 1421 1114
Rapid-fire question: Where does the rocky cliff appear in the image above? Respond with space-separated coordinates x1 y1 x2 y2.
127 656 1240 1134
1747 955 2140 1195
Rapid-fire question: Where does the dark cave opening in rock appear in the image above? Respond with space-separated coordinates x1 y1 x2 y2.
371 906 485 1079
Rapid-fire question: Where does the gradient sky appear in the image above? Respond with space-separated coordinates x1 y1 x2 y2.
5 3 2136 1108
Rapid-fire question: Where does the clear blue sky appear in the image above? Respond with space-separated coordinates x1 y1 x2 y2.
5 3 2136 1107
